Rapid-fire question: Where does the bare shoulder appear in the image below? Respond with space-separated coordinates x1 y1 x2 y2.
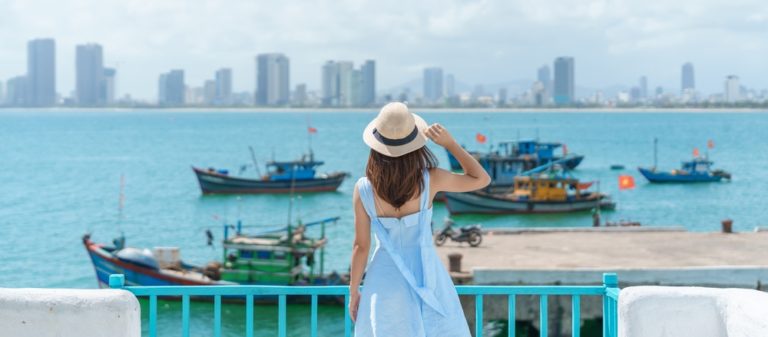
428 167 452 189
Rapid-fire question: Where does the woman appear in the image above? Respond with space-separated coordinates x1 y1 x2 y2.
349 102 491 336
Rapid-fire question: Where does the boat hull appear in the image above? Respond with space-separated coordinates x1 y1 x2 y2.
638 167 724 183
193 167 347 194
83 239 344 303
444 191 615 215
448 152 584 171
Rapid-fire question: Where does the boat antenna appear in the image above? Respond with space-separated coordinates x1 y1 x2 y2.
653 137 658 170
248 146 263 177
286 163 298 236
306 115 314 159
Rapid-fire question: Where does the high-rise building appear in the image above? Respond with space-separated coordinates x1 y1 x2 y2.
76 44 104 106
725 75 740 103
321 60 374 107
360 60 376 106
537 65 551 102
639 76 648 99
215 68 232 105
158 70 185 106
445 74 455 97
423 67 443 103
293 84 307 106
102 68 116 104
497 88 508 106
203 80 216 105
0 80 4 104
681 62 695 92
27 38 56 106
553 57 575 105
256 53 290 106
6 76 28 105
321 61 340 106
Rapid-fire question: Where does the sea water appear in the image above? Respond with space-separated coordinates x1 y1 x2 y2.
1 110 766 336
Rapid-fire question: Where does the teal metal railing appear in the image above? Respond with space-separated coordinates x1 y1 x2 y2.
109 273 619 337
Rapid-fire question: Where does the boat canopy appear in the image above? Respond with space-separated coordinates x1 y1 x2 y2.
681 157 714 173
266 159 324 181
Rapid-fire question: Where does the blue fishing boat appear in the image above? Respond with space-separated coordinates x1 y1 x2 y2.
83 217 346 302
637 138 731 183
447 139 584 172
193 150 348 194
638 158 731 183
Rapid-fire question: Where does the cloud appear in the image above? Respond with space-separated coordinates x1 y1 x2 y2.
0 0 765 99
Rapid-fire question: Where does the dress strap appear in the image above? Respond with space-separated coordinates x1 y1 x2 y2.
355 177 378 220
420 169 430 211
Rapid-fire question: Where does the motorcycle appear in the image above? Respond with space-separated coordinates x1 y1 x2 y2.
434 218 482 247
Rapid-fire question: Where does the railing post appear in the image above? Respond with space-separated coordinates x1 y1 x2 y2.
602 273 619 337
108 274 125 288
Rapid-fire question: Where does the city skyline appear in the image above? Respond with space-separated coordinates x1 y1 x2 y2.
0 0 765 100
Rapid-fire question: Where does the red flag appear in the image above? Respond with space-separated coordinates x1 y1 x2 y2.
693 148 700 157
707 139 715 149
476 133 487 144
308 126 318 134
577 181 594 190
562 143 568 155
618 175 636 190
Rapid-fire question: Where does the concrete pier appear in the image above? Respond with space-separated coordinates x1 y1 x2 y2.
436 227 768 336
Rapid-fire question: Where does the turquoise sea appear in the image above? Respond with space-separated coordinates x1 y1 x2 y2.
1 110 767 336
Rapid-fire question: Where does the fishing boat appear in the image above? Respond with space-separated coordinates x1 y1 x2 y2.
193 150 348 194
83 217 346 302
447 140 584 172
638 158 731 183
637 138 731 183
444 175 615 215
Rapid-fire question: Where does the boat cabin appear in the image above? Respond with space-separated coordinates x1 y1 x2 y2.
220 225 327 285
679 157 714 174
497 140 562 161
266 153 324 181
511 176 585 201
479 157 538 186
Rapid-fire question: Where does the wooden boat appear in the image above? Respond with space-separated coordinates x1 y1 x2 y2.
448 140 584 172
444 175 615 215
637 139 731 183
83 217 346 302
193 151 348 194
638 158 731 183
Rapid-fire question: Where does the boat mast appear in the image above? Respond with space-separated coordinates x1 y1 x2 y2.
653 137 658 170
248 146 263 177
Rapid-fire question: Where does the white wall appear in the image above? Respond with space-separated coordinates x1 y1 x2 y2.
0 288 140 337
619 286 768 337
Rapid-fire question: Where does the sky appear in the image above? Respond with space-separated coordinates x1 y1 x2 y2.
0 0 766 100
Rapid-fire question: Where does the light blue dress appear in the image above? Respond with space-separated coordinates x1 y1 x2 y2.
355 170 471 337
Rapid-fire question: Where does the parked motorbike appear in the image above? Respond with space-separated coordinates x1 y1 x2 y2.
434 218 482 247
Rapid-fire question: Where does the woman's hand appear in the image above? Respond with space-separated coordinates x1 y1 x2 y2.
349 287 361 323
424 123 457 148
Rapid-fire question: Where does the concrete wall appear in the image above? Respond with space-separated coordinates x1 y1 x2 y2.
0 288 140 337
620 286 768 337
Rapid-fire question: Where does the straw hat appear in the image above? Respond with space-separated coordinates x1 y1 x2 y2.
363 102 428 157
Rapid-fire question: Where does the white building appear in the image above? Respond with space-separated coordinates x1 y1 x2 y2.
724 75 740 103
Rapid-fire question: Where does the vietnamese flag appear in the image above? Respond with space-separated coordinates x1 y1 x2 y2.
577 181 594 190
693 147 700 157
476 133 487 144
707 139 715 149
562 143 569 155
308 126 318 134
618 175 636 190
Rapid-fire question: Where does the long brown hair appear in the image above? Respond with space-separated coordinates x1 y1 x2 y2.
366 147 438 209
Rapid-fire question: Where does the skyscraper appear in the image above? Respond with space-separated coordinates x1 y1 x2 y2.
725 75 740 103
553 57 575 105
537 65 551 102
321 61 340 106
681 63 695 92
158 70 185 106
215 68 232 105
27 38 56 106
423 67 444 103
293 84 307 106
639 76 648 100
445 74 455 97
336 61 354 107
203 80 216 105
360 60 376 106
76 44 104 106
256 53 290 106
102 68 116 104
